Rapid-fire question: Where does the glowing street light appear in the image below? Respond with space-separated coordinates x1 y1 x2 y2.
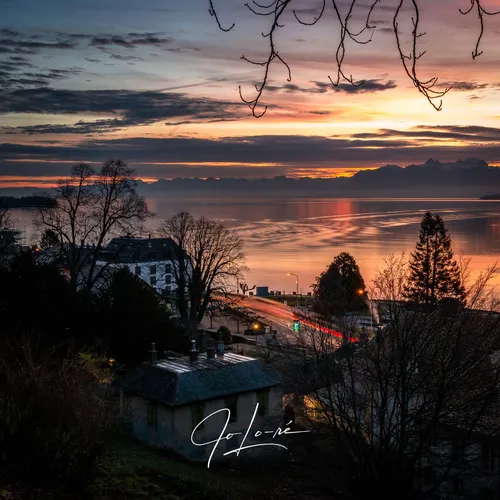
357 288 365 296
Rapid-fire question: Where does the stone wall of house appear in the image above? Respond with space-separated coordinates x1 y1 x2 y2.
123 386 285 463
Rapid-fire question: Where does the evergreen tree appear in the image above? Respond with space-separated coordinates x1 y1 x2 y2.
313 252 367 316
404 212 465 306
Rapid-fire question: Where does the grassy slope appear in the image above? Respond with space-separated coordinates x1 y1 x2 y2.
89 433 260 500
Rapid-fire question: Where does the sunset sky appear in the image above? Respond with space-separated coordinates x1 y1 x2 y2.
2 0 500 187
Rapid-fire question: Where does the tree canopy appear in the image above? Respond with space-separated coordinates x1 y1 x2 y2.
313 251 367 316
159 211 246 340
97 268 186 367
35 160 152 290
404 212 465 306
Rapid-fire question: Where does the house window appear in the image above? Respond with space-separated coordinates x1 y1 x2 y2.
150 265 157 275
165 263 172 274
147 401 158 432
257 388 270 416
224 395 238 423
135 266 141 276
191 403 205 431
165 274 171 285
150 276 157 287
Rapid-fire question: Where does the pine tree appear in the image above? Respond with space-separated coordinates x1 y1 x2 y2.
404 212 465 306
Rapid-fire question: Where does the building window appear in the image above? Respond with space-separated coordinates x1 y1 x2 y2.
257 388 270 416
224 395 238 423
147 401 158 432
165 274 171 285
191 403 205 431
165 263 172 274
150 276 157 287
150 265 157 275
135 266 141 276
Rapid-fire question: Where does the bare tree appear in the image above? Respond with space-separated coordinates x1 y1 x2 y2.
35 160 153 290
272 257 500 499
159 212 247 340
240 282 256 295
0 204 14 264
208 0 500 116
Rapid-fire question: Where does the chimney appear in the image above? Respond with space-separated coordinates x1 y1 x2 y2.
149 342 158 364
189 339 199 363
207 340 216 360
217 332 225 357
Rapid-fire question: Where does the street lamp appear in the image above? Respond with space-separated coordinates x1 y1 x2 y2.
287 272 299 306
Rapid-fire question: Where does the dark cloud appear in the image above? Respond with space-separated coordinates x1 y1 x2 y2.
0 28 20 37
2 126 500 173
0 88 245 133
352 125 500 143
0 67 83 89
440 81 491 91
266 79 396 94
109 53 144 61
89 34 172 50
0 38 76 50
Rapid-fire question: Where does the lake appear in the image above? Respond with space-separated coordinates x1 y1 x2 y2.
11 197 500 293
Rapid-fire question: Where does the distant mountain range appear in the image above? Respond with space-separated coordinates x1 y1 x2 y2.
133 158 500 198
2 158 500 198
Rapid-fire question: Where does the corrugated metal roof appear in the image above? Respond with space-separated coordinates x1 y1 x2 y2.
156 352 255 373
119 352 281 406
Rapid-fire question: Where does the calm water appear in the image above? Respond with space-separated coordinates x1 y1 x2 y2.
12 198 500 293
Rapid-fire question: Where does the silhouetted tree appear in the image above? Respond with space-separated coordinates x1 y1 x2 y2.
159 212 246 340
0 336 113 489
313 252 367 317
39 228 60 249
404 212 465 306
274 258 500 499
208 1 500 115
36 160 153 291
97 268 186 367
0 252 90 347
239 282 256 295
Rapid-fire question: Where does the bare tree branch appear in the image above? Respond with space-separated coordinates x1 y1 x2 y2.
208 0 500 115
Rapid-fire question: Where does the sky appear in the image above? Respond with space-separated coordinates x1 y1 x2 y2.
2 0 500 187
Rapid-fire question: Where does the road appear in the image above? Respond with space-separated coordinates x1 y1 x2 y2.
238 295 357 343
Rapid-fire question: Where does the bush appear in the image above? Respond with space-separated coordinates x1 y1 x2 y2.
0 336 114 490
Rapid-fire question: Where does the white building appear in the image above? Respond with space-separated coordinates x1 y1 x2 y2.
118 344 284 463
97 236 181 297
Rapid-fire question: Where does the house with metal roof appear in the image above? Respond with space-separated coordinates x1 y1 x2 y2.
118 341 284 463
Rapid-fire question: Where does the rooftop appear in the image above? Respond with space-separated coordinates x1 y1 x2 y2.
99 236 182 263
119 352 281 406
155 352 256 373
